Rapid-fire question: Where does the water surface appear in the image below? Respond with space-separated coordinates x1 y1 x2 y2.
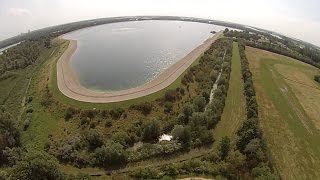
63 20 227 91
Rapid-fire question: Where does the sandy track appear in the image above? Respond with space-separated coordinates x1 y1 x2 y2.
56 31 222 103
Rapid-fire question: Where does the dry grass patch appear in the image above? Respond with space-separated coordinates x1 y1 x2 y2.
245 46 320 179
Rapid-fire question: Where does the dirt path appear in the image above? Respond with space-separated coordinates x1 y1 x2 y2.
57 31 222 103
208 49 226 104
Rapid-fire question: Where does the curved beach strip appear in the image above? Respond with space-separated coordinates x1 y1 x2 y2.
57 31 222 103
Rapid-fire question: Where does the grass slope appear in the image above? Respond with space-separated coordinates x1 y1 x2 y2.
246 47 320 179
213 42 246 147
21 40 68 150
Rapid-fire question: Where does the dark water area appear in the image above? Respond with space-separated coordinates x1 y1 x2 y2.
63 20 228 91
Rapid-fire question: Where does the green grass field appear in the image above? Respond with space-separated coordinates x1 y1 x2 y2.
246 47 320 179
212 42 246 148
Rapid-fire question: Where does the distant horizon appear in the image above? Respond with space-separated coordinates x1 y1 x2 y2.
1 15 317 48
1 0 319 46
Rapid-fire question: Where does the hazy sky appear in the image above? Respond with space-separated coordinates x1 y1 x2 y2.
1 0 320 46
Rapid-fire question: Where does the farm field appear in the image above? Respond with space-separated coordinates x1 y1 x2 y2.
213 42 246 147
245 47 320 179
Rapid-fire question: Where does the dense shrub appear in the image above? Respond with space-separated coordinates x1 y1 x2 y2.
9 151 63 180
251 163 277 180
164 89 176 102
0 110 20 166
23 118 30 131
26 107 33 114
164 102 173 114
80 109 96 119
128 141 182 162
192 96 206 112
112 132 132 148
109 108 125 120
94 141 126 167
130 102 153 115
86 129 104 150
105 119 112 127
219 136 230 160
65 107 77 120
142 119 161 143
171 125 191 147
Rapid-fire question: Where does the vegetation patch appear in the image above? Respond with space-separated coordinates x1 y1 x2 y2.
213 42 246 145
245 46 320 179
315 74 320 83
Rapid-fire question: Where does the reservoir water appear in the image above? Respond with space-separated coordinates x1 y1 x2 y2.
63 20 228 91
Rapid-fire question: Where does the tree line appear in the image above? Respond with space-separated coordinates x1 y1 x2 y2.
235 40 277 179
224 30 320 69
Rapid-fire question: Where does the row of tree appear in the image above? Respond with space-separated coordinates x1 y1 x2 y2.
236 41 277 179
170 38 232 149
225 30 320 69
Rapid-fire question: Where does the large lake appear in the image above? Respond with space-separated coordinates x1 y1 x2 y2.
63 20 228 91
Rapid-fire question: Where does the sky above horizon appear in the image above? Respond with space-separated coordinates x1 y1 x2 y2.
0 0 320 46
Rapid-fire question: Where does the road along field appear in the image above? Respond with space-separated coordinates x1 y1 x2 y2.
57 32 222 103
245 47 320 179
213 42 246 147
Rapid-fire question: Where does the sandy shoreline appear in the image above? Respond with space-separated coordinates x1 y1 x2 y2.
57 31 222 103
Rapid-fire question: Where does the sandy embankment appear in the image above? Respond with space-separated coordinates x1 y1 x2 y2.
57 31 222 103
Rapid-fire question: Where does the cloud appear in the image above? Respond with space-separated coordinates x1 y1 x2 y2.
7 8 31 17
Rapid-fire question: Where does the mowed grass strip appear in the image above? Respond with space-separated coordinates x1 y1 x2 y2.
245 47 320 179
213 42 246 147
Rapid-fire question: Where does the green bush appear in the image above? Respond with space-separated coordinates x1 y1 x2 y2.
164 89 176 102
86 129 104 150
193 96 207 112
23 118 30 131
128 141 182 162
110 108 125 120
9 151 63 180
94 141 127 167
105 119 112 127
65 107 77 120
142 119 161 143
171 125 191 147
26 107 33 114
219 136 231 160
164 102 173 114
130 102 153 115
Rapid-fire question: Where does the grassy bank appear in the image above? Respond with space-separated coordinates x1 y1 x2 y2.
246 47 320 179
213 42 246 147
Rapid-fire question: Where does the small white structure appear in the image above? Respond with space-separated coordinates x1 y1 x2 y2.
159 134 173 142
